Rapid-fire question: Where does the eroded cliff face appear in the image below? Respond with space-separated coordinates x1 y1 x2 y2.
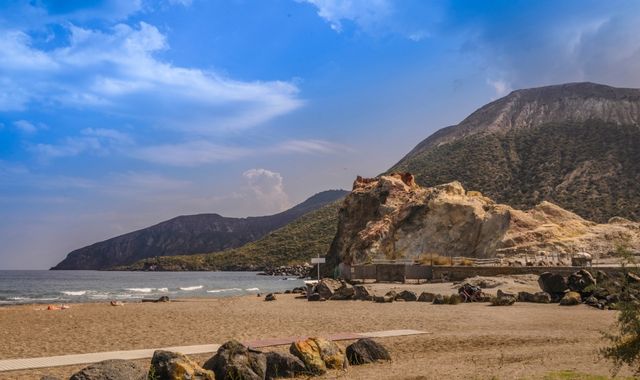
326 173 640 269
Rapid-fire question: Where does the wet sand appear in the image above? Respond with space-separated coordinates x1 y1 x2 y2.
0 278 631 379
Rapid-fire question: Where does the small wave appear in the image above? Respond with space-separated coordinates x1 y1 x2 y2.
245 288 260 292
157 288 169 292
206 288 242 293
88 294 109 299
179 285 203 291
126 288 154 293
62 291 87 296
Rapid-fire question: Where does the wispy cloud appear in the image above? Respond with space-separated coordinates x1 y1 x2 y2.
28 128 133 160
301 0 392 33
272 139 349 155
0 21 302 131
486 78 512 98
13 120 40 134
132 141 251 166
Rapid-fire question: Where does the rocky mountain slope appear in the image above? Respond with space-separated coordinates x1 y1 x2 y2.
326 173 640 273
52 190 348 270
391 82 640 222
119 198 344 271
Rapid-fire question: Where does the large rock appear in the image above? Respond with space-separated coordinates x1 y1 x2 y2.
395 290 418 302
325 173 640 270
203 340 266 380
353 285 373 301
330 281 355 300
538 272 568 294
315 278 342 300
69 359 147 380
518 291 551 303
345 339 391 365
265 351 307 380
417 292 435 302
289 337 347 375
149 350 214 380
560 291 582 306
568 270 596 294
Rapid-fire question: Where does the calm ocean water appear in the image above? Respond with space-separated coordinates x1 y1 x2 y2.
0 270 305 306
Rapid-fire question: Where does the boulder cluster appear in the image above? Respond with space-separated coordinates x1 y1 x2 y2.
258 264 313 278
43 337 390 380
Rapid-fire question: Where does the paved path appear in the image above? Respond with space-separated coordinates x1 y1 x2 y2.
0 329 427 372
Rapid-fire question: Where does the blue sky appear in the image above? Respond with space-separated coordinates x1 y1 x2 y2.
1 0 640 269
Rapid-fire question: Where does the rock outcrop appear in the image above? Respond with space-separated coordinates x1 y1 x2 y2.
203 340 266 380
70 360 147 380
326 173 640 273
289 337 347 375
149 350 214 380
345 339 391 365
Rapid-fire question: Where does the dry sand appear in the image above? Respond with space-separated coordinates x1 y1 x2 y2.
0 276 633 379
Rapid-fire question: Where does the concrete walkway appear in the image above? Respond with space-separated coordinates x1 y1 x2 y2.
0 329 427 372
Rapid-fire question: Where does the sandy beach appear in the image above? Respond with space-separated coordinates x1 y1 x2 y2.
0 277 631 379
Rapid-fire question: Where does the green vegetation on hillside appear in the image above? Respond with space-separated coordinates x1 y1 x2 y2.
391 121 640 222
121 199 343 271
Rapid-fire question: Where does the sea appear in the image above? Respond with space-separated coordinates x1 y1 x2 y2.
0 270 305 306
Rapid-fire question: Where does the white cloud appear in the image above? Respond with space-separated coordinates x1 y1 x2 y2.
301 0 392 33
486 79 512 98
28 128 133 160
242 168 290 213
0 21 302 131
273 139 348 154
13 120 40 134
133 141 251 166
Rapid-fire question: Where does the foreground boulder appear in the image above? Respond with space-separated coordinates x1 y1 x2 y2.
203 340 266 380
345 339 391 365
290 337 347 375
395 290 418 302
69 360 147 380
265 351 307 380
150 350 214 380
560 291 582 306
264 293 276 301
307 293 325 302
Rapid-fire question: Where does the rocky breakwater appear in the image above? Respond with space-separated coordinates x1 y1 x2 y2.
326 173 640 276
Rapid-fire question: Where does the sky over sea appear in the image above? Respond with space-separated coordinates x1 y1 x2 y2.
1 0 640 269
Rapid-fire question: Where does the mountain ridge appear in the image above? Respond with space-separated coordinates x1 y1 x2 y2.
51 189 348 270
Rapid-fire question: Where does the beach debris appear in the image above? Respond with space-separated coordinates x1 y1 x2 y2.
560 291 582 306
142 296 170 303
395 290 418 302
203 340 266 380
345 338 391 365
70 359 147 380
150 350 214 380
265 351 307 379
110 300 124 307
46 304 70 311
290 337 347 375
538 272 569 298
264 293 277 302
417 292 435 302
517 291 551 303
307 293 325 301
